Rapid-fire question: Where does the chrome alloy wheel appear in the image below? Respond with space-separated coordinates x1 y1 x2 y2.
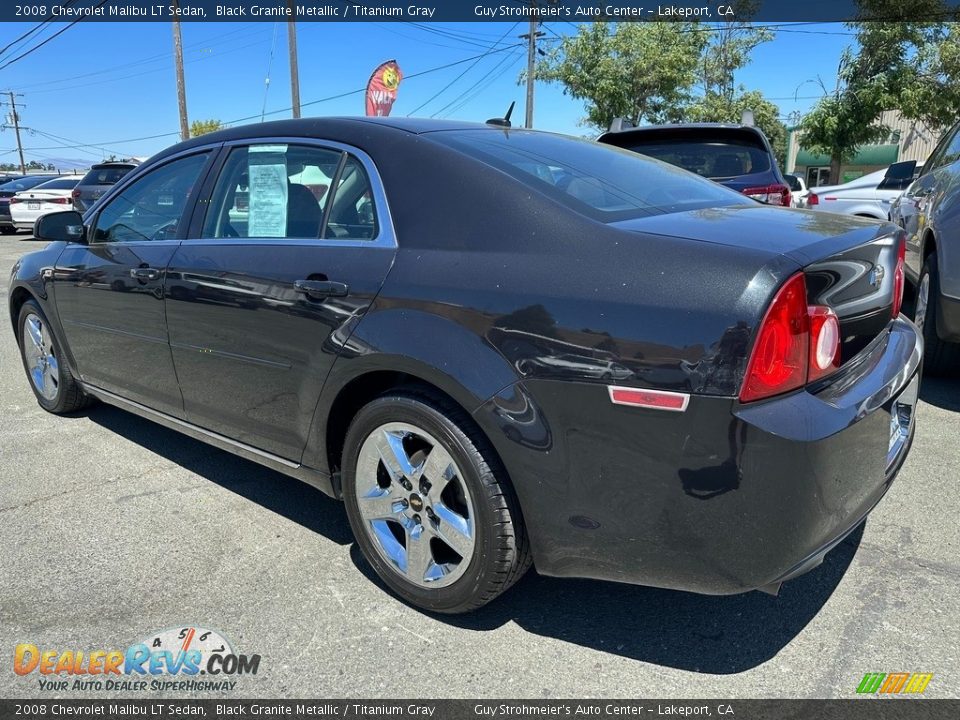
353 422 476 589
22 313 59 401
915 272 931 330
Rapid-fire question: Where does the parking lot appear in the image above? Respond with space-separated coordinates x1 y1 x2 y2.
1 233 958 699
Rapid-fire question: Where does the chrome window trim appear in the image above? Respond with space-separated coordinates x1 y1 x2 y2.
187 136 398 250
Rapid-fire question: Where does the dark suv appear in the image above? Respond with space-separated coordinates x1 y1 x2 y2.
72 161 139 213
0 175 58 234
598 123 791 207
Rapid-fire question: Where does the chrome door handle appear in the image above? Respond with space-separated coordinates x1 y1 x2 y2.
294 279 349 298
130 268 160 281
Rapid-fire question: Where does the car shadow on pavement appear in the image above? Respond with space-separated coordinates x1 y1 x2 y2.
919 376 960 412
85 404 355 546
86 402 861 676
351 524 864 675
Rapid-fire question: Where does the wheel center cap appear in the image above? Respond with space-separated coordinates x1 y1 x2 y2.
408 493 424 512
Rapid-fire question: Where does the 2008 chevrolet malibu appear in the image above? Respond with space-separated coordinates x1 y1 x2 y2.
9 118 921 613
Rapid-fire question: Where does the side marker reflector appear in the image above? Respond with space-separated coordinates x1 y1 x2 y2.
608 386 690 412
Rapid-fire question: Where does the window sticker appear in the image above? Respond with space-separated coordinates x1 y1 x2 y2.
247 147 288 238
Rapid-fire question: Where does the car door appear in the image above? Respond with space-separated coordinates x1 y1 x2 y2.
52 150 216 417
164 139 396 461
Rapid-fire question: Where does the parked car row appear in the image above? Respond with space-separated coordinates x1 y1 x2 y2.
0 161 138 236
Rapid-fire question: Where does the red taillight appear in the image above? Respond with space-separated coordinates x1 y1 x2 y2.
740 273 843 402
740 273 810 402
807 306 841 381
51 197 70 204
742 184 791 206
9 197 22 204
892 233 906 318
71 189 81 198
807 193 819 206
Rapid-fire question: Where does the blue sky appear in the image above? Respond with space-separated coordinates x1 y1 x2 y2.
0 21 854 169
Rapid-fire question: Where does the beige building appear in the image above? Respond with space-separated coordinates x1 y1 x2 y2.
786 110 941 187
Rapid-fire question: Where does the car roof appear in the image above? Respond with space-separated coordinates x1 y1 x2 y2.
89 162 139 169
151 116 494 160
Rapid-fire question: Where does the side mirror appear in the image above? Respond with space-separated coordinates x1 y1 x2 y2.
34 211 86 243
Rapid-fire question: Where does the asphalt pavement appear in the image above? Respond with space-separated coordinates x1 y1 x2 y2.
1 233 958 699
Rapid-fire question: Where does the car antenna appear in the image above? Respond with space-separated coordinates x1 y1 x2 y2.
486 101 516 128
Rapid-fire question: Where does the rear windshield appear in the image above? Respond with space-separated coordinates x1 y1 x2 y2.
80 166 134 185
0 176 55 191
429 129 748 221
34 177 81 190
604 131 772 179
785 175 801 192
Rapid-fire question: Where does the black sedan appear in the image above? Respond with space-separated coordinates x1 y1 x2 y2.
9 118 921 613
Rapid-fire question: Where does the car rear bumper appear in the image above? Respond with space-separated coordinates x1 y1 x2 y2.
475 316 923 595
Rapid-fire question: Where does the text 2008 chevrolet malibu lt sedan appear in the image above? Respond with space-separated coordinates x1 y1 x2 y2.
9 118 921 613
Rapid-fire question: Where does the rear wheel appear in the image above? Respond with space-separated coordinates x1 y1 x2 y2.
1 226 16 235
914 254 960 376
17 300 92 413
342 391 531 613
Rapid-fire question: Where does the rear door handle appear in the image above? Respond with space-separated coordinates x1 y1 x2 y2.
130 267 160 281
294 279 349 299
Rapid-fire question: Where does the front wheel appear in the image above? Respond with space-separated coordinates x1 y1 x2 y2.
342 391 531 613
17 300 92 413
914 254 960 376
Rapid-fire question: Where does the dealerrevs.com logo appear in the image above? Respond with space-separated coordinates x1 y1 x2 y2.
14 626 260 692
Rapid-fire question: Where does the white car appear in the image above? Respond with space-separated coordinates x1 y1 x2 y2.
9 175 83 232
806 167 915 219
784 174 809 207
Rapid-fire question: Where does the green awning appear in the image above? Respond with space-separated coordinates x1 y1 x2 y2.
795 144 899 167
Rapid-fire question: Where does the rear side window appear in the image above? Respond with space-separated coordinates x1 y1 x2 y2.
202 144 378 240
81 167 133 185
616 136 772 179
431 129 747 221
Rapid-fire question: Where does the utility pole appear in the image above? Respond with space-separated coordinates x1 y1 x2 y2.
4 92 26 175
287 0 301 119
520 5 545 129
172 1 189 141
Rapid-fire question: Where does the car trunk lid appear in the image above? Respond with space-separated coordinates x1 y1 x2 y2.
613 205 903 363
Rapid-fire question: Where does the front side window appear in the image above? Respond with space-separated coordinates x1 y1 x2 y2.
91 153 209 243
202 144 376 241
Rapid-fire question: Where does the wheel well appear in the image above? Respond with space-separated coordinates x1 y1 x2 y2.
922 231 937 261
324 371 477 479
8 287 32 337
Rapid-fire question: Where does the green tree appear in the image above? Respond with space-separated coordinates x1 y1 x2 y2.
535 21 708 130
799 0 952 184
190 119 223 137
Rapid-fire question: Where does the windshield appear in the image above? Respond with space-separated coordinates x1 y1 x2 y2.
620 138 772 179
429 129 749 221
0 176 55 192
33 177 81 190
81 166 134 185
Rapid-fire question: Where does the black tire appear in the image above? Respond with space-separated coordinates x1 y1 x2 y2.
342 390 531 614
1 226 16 235
17 299 92 413
915 254 960 376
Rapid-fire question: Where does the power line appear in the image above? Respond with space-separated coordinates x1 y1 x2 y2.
407 25 520 117
0 1 108 72
20 43 529 155
0 1 75 61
